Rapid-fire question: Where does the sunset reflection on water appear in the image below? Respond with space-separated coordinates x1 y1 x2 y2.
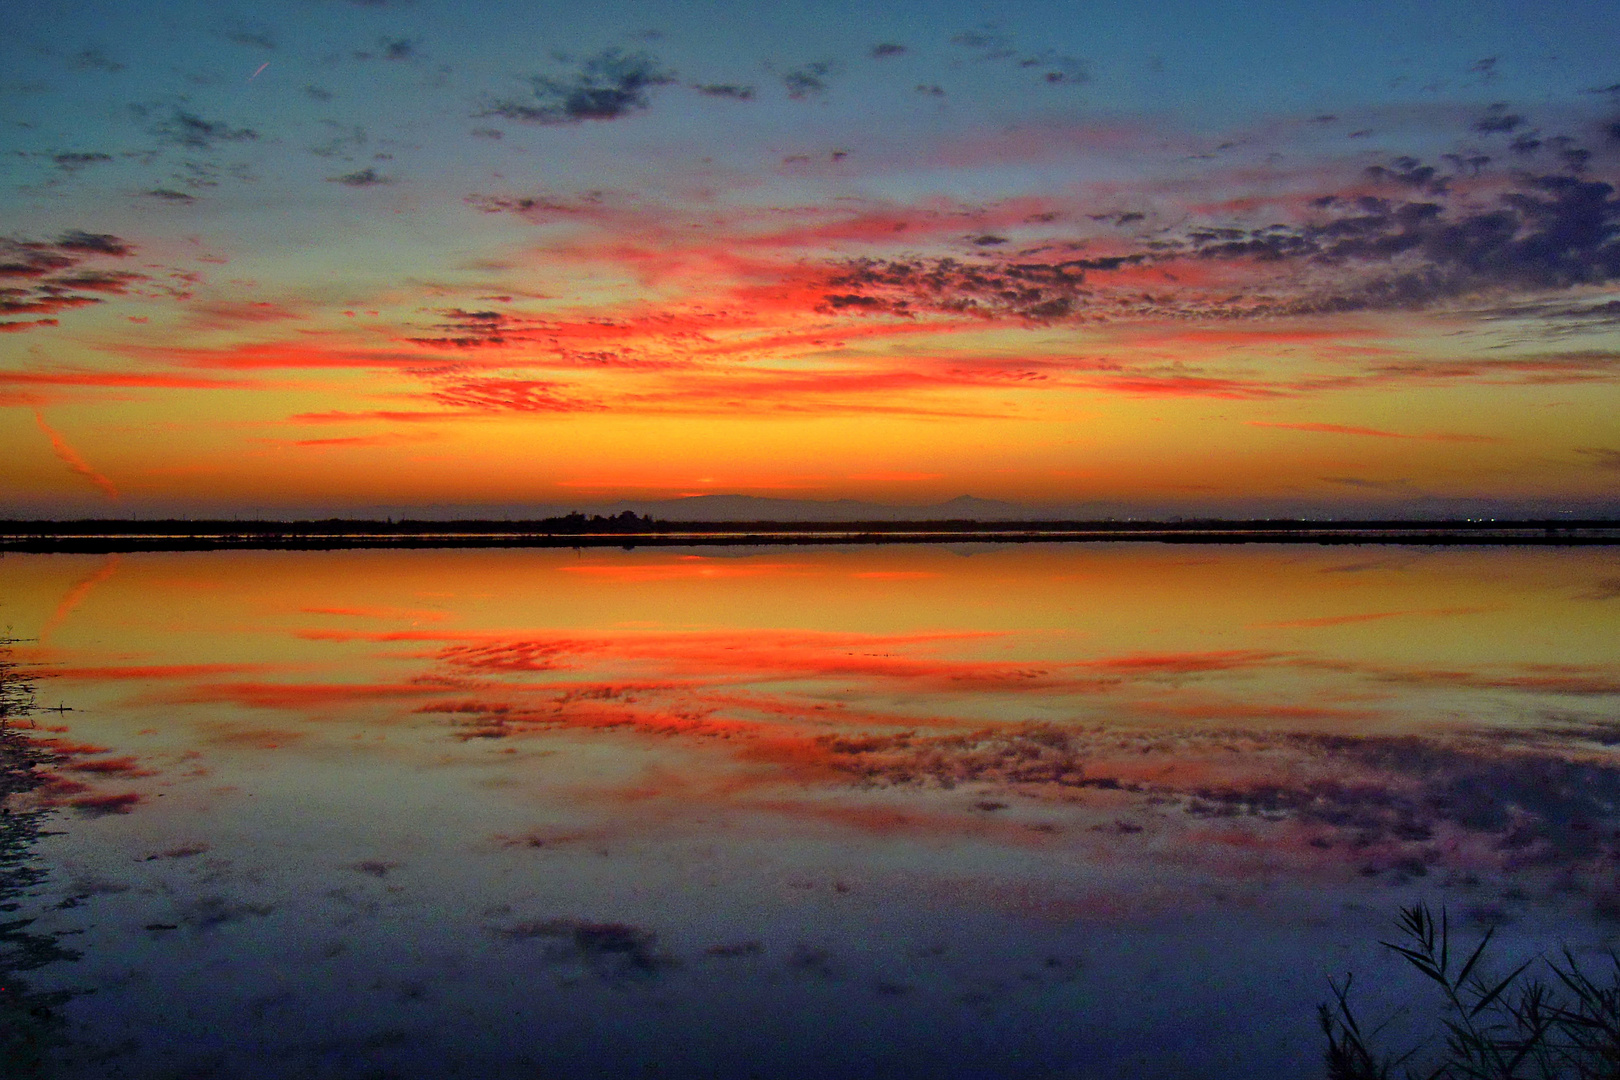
3 544 1618 1078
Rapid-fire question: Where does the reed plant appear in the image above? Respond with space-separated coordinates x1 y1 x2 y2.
1323 903 1620 1079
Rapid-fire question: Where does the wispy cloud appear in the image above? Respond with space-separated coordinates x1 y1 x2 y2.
33 411 120 498
1248 422 1497 442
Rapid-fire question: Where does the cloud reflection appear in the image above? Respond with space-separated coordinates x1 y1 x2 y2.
12 545 1620 918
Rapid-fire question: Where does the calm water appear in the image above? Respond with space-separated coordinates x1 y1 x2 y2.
3 544 1618 1078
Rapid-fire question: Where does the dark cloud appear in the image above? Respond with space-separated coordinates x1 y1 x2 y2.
66 791 140 816
818 253 1124 323
69 48 123 73
1019 50 1089 86
462 191 606 218
1510 132 1545 155
1358 155 1448 192
150 109 260 150
820 720 1620 884
1283 173 1620 314
707 940 764 958
819 725 1089 789
328 167 391 187
161 159 257 191
477 48 674 124
1472 296 1620 329
310 123 368 159
1475 103 1525 134
5 234 121 273
781 62 834 99
692 83 755 100
1440 151 1492 175
1284 733 1620 865
304 84 334 102
171 895 275 930
870 43 907 59
54 231 133 256
50 152 113 173
225 27 276 50
490 918 678 980
950 28 1017 61
812 138 1620 323
0 233 140 331
351 859 399 877
0 291 100 318
355 38 415 61
949 27 1085 84
410 307 509 346
49 270 143 292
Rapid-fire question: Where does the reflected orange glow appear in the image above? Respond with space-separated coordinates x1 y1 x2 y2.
3 543 1618 895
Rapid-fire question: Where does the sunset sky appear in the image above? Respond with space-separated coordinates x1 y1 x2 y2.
3 0 1619 518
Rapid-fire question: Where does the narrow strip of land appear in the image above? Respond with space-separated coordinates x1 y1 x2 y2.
1 519 1616 552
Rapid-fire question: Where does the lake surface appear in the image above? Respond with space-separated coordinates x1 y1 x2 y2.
3 544 1618 1078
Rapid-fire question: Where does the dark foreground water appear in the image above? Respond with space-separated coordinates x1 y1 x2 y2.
1 543 1617 1078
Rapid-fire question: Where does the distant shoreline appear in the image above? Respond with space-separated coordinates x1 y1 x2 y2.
1 518 1617 552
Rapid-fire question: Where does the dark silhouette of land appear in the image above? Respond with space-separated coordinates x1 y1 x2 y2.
1 515 1616 552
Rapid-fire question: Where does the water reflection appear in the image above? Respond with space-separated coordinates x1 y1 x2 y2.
0 545 1616 1077
0 645 78 1076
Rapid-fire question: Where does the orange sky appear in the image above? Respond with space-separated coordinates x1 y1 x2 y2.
4 2 1619 517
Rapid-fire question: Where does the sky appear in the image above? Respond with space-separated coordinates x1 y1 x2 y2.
2 0 1620 518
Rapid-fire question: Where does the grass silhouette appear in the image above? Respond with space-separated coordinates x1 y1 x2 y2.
1324 903 1620 1079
